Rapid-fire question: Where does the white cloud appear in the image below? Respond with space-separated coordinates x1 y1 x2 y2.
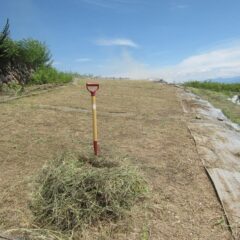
96 38 139 48
99 45 240 82
159 46 240 82
100 50 150 79
75 58 92 62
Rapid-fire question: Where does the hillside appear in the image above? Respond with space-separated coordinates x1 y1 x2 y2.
0 79 231 239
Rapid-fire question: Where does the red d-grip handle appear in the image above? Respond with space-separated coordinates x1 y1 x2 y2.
86 83 99 96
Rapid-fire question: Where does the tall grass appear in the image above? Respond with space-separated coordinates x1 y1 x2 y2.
184 81 240 93
30 66 73 85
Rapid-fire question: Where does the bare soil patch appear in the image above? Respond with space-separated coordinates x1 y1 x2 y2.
0 80 231 239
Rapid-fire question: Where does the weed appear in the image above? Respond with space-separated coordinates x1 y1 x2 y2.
30 66 73 85
0 81 24 96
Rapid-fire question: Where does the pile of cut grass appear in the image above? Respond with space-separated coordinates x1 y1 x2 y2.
30 152 148 232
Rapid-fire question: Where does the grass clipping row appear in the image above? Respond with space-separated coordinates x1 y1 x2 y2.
31 152 148 232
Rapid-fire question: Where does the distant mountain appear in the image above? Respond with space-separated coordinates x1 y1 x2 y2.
209 76 240 83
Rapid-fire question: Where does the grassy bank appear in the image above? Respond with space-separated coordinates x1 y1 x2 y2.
184 80 240 93
187 86 240 125
29 66 73 85
0 79 230 239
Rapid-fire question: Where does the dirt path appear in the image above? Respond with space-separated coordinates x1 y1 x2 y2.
0 80 231 239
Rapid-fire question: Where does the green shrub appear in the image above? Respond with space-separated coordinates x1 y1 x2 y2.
31 152 148 231
0 81 23 95
0 38 20 73
0 20 53 85
30 66 73 85
0 19 77 88
17 39 51 70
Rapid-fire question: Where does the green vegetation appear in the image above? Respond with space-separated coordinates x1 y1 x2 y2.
184 80 240 93
184 80 240 124
31 152 148 233
30 66 72 85
17 38 52 70
0 19 73 91
0 79 23 95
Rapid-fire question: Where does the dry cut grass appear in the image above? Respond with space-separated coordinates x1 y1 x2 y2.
0 79 232 239
30 152 148 233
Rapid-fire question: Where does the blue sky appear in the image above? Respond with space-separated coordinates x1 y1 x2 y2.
1 0 240 82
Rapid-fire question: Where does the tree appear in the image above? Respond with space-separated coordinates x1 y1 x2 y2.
17 39 52 70
0 19 53 85
0 18 9 45
0 19 12 72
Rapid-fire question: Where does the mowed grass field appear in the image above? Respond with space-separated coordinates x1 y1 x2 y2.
0 80 231 239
